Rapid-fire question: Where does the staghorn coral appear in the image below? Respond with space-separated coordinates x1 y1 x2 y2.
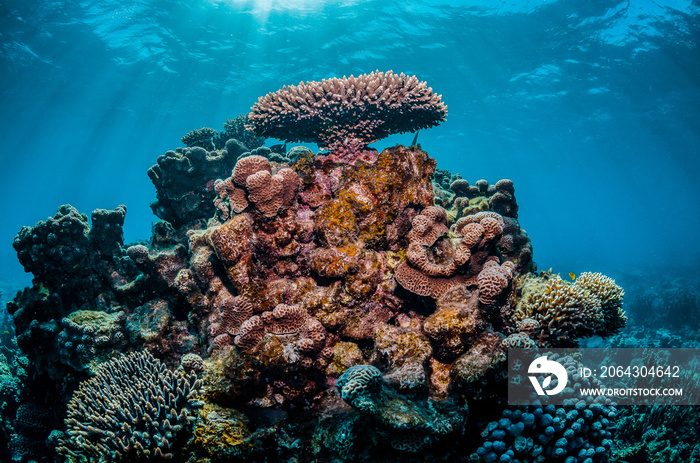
248 70 447 153
57 351 201 461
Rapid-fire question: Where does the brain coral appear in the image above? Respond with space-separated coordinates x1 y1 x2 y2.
247 70 447 151
57 351 201 461
395 207 507 299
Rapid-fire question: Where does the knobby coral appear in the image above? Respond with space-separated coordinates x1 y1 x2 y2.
247 70 447 152
57 351 201 461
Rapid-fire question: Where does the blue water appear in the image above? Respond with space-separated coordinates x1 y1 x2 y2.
1 0 699 285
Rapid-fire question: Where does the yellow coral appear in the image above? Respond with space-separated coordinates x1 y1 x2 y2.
512 273 613 346
191 404 253 456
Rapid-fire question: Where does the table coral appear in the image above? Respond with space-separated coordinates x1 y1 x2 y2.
247 70 447 154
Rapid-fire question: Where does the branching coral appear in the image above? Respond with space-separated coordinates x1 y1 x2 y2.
512 272 627 346
57 351 201 461
247 70 447 152
574 272 626 337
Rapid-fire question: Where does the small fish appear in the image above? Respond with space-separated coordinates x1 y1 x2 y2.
411 130 420 146
270 142 287 154
2 330 8 335
569 273 576 281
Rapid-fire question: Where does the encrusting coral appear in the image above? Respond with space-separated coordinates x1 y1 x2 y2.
6 70 629 462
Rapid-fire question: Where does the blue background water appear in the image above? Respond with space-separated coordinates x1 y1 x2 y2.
1 0 699 288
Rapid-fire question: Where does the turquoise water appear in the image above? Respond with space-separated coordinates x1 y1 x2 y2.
1 2 700 461
2 0 699 282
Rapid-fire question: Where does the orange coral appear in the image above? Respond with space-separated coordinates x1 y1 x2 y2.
423 286 484 361
207 215 253 265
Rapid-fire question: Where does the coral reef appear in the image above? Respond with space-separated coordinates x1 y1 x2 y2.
247 70 447 154
147 145 244 226
4 76 631 462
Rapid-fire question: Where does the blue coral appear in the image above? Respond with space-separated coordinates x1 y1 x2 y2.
474 355 617 463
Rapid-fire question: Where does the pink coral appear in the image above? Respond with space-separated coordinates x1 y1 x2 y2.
234 315 266 351
247 70 447 152
222 155 300 218
267 304 306 334
232 155 270 186
477 260 515 305
407 206 449 246
394 262 474 299
453 211 504 241
395 207 508 299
